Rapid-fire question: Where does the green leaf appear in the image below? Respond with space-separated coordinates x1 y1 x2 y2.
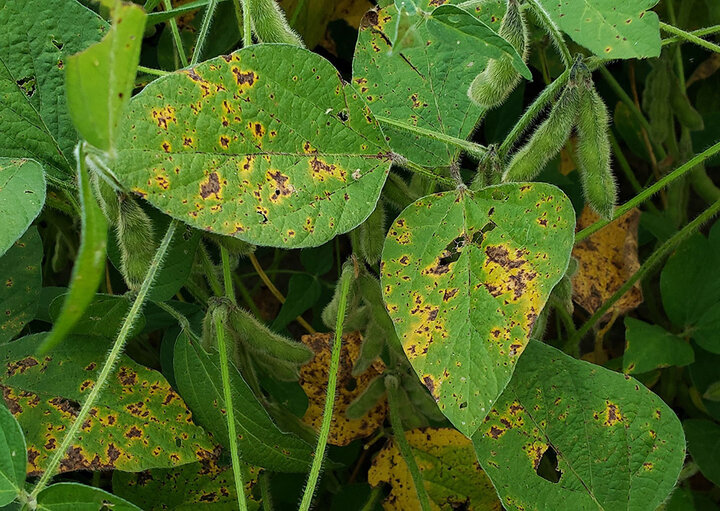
173 332 313 472
271 274 322 331
39 149 108 354
684 419 720 487
689 346 720 422
0 227 42 344
113 460 261 510
693 302 720 355
48 294 146 340
622 317 694 374
0 333 215 476
0 405 26 506
0 158 45 257
352 1 508 167
473 340 686 511
0 0 108 177
535 0 661 59
114 44 391 249
381 183 575 436
66 2 146 151
36 482 141 511
703 380 720 402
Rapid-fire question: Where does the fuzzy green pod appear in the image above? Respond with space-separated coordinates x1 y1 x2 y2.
670 79 704 131
230 307 313 364
352 200 386 266
382 172 417 211
346 376 386 420
116 196 157 291
471 147 503 191
249 0 305 47
642 59 672 144
321 263 359 329
91 173 120 224
576 85 616 220
352 319 385 376
503 82 581 183
549 257 577 316
205 233 256 257
253 351 303 381
468 0 528 109
403 377 445 422
201 297 233 351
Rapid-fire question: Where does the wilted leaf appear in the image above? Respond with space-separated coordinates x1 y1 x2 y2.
572 207 643 320
0 227 42 344
0 334 215 476
113 458 261 510
684 419 720 487
473 340 685 511
687 54 720 89
0 404 26 506
368 427 501 511
0 158 45 257
299 332 387 446
115 44 391 249
535 0 661 60
623 317 694 374
381 184 575 436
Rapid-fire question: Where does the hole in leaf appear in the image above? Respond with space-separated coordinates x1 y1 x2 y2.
438 236 464 267
344 377 357 392
51 39 64 50
470 221 496 246
459 401 467 409
337 110 349 122
175 437 182 448
536 445 561 483
15 76 36 98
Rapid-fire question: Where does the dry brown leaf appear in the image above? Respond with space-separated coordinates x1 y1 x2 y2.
572 207 643 320
299 331 386 446
687 53 720 88
368 428 501 511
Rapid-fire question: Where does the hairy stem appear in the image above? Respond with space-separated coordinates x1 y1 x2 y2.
162 0 189 67
660 22 720 54
137 65 171 77
192 0 219 65
298 267 352 511
525 0 572 67
240 0 252 47
30 219 179 497
662 25 720 47
221 246 237 305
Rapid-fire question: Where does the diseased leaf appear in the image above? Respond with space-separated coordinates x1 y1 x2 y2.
623 318 694 374
352 1 509 167
381 183 575 436
368 427 501 510
115 44 391 249
473 341 685 511
684 419 720 487
0 158 45 257
0 227 42 344
536 0 661 59
572 207 643 319
298 332 387 446
36 482 141 511
0 0 108 178
173 331 314 472
0 333 215 476
113 459 261 510
66 2 146 151
0 404 26 506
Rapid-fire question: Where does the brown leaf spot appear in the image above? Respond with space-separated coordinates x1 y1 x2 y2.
199 172 221 199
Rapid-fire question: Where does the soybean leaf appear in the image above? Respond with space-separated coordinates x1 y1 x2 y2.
271 274 322 331
66 2 146 151
684 419 720 487
352 1 509 167
173 332 314 472
381 183 575 436
0 227 42 344
472 341 685 511
689 346 720 422
115 44 392 249
0 333 215 476
0 405 26 506
48 294 146 340
0 158 45 257
622 318 694 374
0 0 108 178
368 427 501 510
36 482 141 511
113 460 261 510
38 150 108 354
535 0 661 59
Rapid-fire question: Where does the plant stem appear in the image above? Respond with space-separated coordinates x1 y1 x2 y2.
248 253 316 334
162 0 189 67
137 65 170 76
375 115 487 159
199 244 224 296
214 312 248 511
385 375 431 511
220 246 236 305
30 219 179 498
232 273 264 318
609 130 644 195
360 486 384 511
569 198 720 351
525 0 572 67
298 267 352 511
397 158 456 187
260 470 274 511
155 300 199 341
192 0 219 65
662 25 720 46
576 140 720 242
660 22 720 54
240 0 252 47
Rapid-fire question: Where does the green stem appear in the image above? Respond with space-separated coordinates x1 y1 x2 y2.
398 158 456 187
570 199 720 350
360 486 384 511
660 22 720 54
375 115 487 159
232 273 264 318
525 0 572 67
260 471 274 511
385 375 431 511
137 65 170 76
220 246 236 305
30 219 179 498
609 130 643 195
662 25 720 46
214 312 248 511
298 266 352 511
192 0 219 65
199 244 224 296
155 300 199 341
162 0 189 67
240 0 252 47
576 141 720 243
